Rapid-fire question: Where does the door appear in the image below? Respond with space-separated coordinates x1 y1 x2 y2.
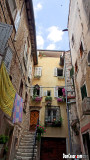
40 137 66 160
30 110 39 131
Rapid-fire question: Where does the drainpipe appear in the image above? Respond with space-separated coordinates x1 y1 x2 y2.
64 52 72 154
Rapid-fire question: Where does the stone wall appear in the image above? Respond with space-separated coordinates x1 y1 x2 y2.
0 0 35 159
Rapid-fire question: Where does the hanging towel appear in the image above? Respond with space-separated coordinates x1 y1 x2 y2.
13 93 23 123
0 63 16 117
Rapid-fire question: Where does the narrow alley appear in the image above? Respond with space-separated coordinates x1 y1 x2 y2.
0 0 90 160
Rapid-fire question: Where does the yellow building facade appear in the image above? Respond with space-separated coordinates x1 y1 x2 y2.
30 50 69 158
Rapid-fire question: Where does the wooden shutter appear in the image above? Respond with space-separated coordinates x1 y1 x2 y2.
54 68 57 76
40 86 43 97
4 47 13 73
0 22 13 55
30 86 33 97
44 91 47 96
38 67 42 76
15 11 20 32
34 67 42 76
54 87 58 97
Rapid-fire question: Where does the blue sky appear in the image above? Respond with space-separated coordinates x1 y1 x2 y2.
33 0 70 51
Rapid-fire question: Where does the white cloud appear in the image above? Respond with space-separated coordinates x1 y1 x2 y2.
34 3 42 12
37 35 44 49
46 44 56 50
47 26 64 43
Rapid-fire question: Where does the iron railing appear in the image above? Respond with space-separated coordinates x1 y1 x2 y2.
32 118 39 160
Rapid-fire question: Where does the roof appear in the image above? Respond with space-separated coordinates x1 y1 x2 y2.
38 50 65 58
25 0 38 65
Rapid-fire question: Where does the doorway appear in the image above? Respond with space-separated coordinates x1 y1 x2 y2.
30 110 39 131
40 137 66 160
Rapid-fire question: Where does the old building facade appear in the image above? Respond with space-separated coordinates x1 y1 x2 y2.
30 50 69 160
0 0 37 159
68 0 90 158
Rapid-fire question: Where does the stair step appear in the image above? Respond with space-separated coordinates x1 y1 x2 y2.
18 145 37 149
20 142 34 146
21 139 34 143
21 137 34 141
15 155 36 160
17 148 37 153
16 152 36 156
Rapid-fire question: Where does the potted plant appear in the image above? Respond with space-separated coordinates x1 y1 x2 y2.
34 75 40 79
57 96 65 102
52 117 63 127
0 135 9 159
36 125 46 141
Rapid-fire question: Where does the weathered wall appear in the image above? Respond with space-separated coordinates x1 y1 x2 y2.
68 0 90 156
0 0 35 159
31 51 69 139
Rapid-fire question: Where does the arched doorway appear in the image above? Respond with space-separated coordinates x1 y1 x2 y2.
30 110 39 131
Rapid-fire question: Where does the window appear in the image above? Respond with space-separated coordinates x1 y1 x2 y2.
81 84 87 100
58 88 63 97
30 85 43 97
44 90 51 96
34 67 42 77
54 68 64 77
80 42 83 58
60 55 64 66
45 106 60 123
47 91 51 96
54 87 64 98
19 80 23 97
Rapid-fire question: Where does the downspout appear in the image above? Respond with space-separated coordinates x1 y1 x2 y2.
64 52 72 154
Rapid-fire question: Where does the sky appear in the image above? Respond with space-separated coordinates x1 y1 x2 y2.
32 0 70 51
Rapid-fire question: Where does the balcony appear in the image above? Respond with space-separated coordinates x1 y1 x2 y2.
45 117 62 127
82 97 90 115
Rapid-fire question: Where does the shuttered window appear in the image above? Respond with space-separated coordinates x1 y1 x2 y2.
81 84 87 100
34 67 42 77
44 90 51 96
54 68 63 77
54 87 58 97
30 86 43 97
0 22 13 55
4 47 13 73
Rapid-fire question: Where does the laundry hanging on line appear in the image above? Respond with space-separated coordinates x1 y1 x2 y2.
13 93 23 123
0 62 16 117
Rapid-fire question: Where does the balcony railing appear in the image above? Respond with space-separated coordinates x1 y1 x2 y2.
82 97 90 115
45 117 62 127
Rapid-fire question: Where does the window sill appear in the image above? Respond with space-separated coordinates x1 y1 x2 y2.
58 76 64 79
34 76 41 79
